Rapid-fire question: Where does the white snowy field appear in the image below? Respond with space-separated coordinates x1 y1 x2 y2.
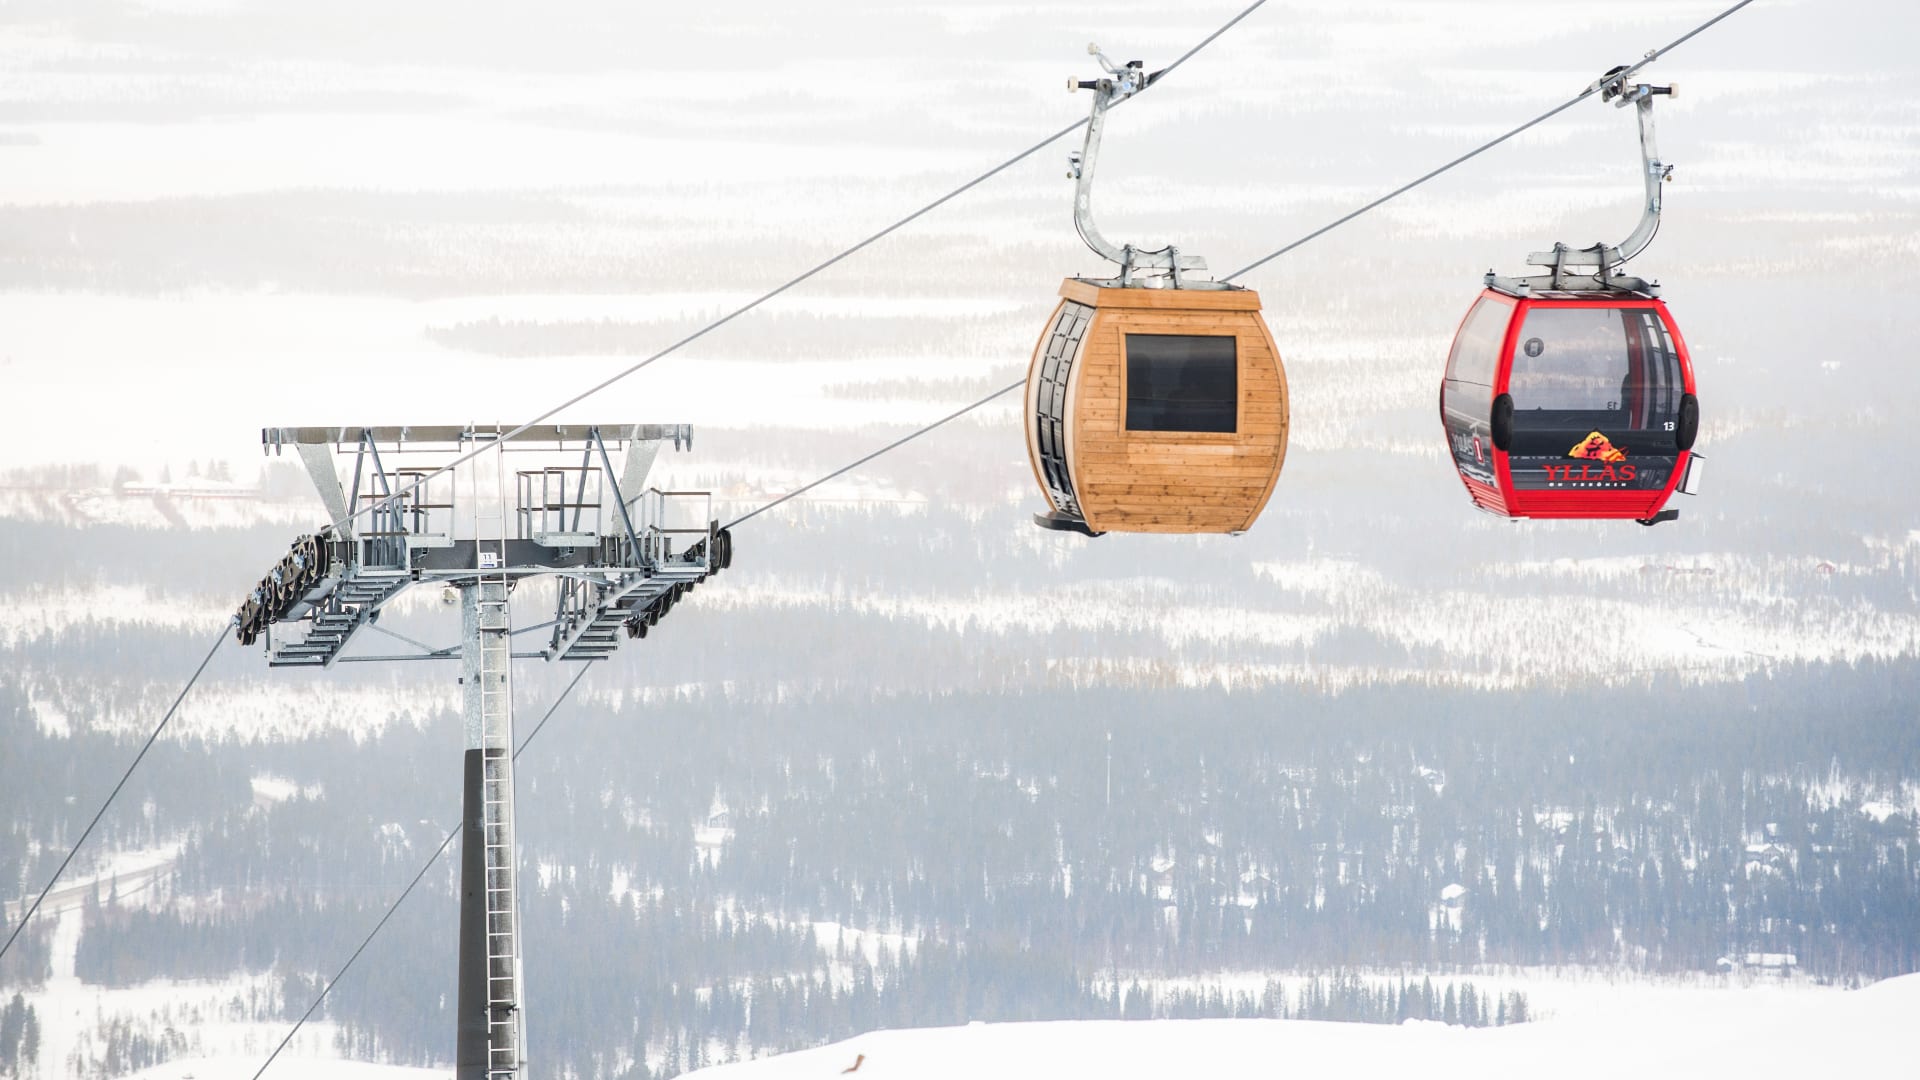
687 973 1918 1080
18 864 364 1080
29 959 1914 1080
127 1060 442 1080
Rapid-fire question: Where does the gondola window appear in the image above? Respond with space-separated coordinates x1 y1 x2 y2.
1125 334 1238 433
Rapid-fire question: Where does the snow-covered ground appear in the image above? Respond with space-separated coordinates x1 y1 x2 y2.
26 959 1911 1080
16 867 440 1080
687 973 1918 1080
16 849 373 1080
127 1060 444 1080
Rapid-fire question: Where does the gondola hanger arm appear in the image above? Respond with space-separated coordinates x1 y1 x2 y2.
1523 61 1677 284
1067 43 1209 287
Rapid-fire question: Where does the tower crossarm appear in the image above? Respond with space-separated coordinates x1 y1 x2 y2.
235 423 718 668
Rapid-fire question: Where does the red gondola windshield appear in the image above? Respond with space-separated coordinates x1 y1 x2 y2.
1439 291 1697 522
1504 304 1684 493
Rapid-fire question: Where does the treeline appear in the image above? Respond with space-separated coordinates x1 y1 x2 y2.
0 927 49 989
73 890 435 986
0 995 40 1079
63 1015 189 1080
326 930 1536 1079
1114 974 1529 1027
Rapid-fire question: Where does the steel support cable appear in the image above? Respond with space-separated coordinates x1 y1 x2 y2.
297 0 1272 546
1224 0 1760 281
724 0 1762 528
0 624 228 966
725 379 1026 530
252 660 596 1080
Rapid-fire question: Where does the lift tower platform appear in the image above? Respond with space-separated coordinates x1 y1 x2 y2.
235 424 735 1080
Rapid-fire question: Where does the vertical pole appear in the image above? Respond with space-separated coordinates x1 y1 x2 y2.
456 579 521 1078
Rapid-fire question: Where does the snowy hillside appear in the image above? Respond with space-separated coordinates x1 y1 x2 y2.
688 974 1918 1080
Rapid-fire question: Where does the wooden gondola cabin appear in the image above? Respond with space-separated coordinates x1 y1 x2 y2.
1026 278 1289 535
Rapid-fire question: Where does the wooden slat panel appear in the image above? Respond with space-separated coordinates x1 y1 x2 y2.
1092 485 1264 503
1059 279 1261 311
1081 456 1248 471
1242 311 1289 526
1078 446 1264 460
1094 511 1253 530
1080 442 1268 458
1100 506 1254 521
1097 502 1255 518
1077 443 1276 460
1088 440 1275 453
1110 315 1255 332
1083 484 1272 500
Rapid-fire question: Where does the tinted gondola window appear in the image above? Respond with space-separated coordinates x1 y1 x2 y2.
1509 306 1680 430
1126 334 1237 433
1445 298 1510 387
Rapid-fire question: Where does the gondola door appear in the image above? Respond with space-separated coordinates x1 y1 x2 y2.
1497 296 1695 521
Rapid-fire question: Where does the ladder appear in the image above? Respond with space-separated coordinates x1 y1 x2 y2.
471 428 523 1079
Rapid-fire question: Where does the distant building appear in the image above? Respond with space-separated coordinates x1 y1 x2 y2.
1718 953 1798 976
1743 842 1790 874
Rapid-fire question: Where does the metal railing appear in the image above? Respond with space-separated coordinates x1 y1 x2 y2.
516 466 607 539
626 489 714 572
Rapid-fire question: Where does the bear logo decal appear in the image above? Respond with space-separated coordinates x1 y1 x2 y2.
1568 432 1627 462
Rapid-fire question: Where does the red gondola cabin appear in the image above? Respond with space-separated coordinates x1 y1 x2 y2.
1440 288 1699 524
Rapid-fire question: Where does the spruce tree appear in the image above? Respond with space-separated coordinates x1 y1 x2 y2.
21 1007 37 1072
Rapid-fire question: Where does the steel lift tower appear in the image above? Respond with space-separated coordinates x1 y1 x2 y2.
235 424 734 1080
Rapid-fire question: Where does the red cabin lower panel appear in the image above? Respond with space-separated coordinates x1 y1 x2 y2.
1497 448 1690 520
1459 474 1508 517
